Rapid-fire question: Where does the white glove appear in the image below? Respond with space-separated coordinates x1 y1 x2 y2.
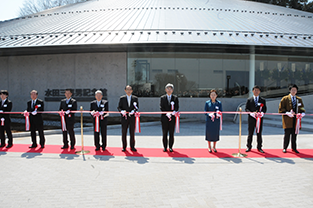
100 111 104 116
249 113 256 118
260 112 264 118
129 110 135 116
31 111 37 115
301 113 305 117
286 111 294 118
209 113 215 119
65 110 70 114
166 113 172 119
121 110 126 116
0 110 3 113
172 111 176 115
90 111 95 116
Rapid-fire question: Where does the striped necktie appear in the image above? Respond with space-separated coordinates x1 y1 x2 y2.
292 96 296 109
254 97 258 107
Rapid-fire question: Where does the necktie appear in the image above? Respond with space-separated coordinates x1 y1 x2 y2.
168 96 171 104
32 101 35 108
254 97 258 107
97 101 100 107
292 97 296 109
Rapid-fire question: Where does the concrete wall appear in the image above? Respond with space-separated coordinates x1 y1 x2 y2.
0 52 127 112
0 52 246 120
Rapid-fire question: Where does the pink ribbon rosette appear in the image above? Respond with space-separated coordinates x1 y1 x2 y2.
174 111 180 133
23 111 30 131
135 112 141 133
93 111 101 132
255 112 263 133
295 113 303 134
59 110 67 132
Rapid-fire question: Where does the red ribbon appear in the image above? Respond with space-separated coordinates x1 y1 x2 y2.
255 112 263 133
23 111 30 131
295 113 303 134
216 111 223 130
175 112 180 133
59 110 67 131
135 112 141 133
93 111 100 132
1 118 4 126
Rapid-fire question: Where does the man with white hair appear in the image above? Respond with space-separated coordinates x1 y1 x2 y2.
160 83 179 152
90 90 109 151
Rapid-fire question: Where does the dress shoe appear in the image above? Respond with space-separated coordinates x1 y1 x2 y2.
292 149 300 154
258 149 265 153
208 148 212 153
169 148 173 152
0 144 5 148
61 146 69 149
245 148 251 152
163 148 167 152
102 147 106 151
131 148 137 152
70 146 75 150
6 144 13 148
213 148 217 153
95 147 100 151
122 148 126 152
40 145 45 149
29 145 37 148
282 149 287 153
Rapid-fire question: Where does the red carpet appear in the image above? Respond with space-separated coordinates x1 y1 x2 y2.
0 144 312 158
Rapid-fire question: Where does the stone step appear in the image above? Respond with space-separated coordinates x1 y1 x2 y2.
263 117 313 132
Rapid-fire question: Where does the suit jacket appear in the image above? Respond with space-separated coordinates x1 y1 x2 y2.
0 99 12 125
279 94 305 129
160 94 179 121
59 98 77 126
90 99 108 122
27 99 44 124
117 95 138 122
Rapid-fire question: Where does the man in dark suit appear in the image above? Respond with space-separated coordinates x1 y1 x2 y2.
59 89 77 150
160 83 179 152
0 90 13 148
27 90 45 148
90 90 109 151
279 84 305 153
245 85 267 153
117 85 139 152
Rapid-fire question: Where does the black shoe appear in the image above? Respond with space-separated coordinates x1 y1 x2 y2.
6 144 13 148
258 149 265 153
0 144 5 147
169 148 173 152
245 148 251 152
102 147 106 151
29 145 37 148
292 149 300 154
208 148 212 153
213 148 217 153
131 148 137 152
163 148 167 152
40 145 45 149
70 146 75 150
95 147 100 151
283 149 287 153
61 146 68 149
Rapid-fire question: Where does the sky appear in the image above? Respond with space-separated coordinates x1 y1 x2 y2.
1 0 313 21
0 0 25 21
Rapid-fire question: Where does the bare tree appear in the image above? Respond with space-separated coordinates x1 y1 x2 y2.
19 0 88 17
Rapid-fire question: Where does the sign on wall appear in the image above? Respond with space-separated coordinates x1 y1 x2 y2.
45 88 107 101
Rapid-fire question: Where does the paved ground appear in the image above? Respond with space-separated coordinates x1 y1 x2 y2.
1 121 313 208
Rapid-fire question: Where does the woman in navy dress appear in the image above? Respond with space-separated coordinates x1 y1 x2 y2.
204 90 222 152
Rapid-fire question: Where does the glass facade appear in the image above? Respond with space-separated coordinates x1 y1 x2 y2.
127 52 313 98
